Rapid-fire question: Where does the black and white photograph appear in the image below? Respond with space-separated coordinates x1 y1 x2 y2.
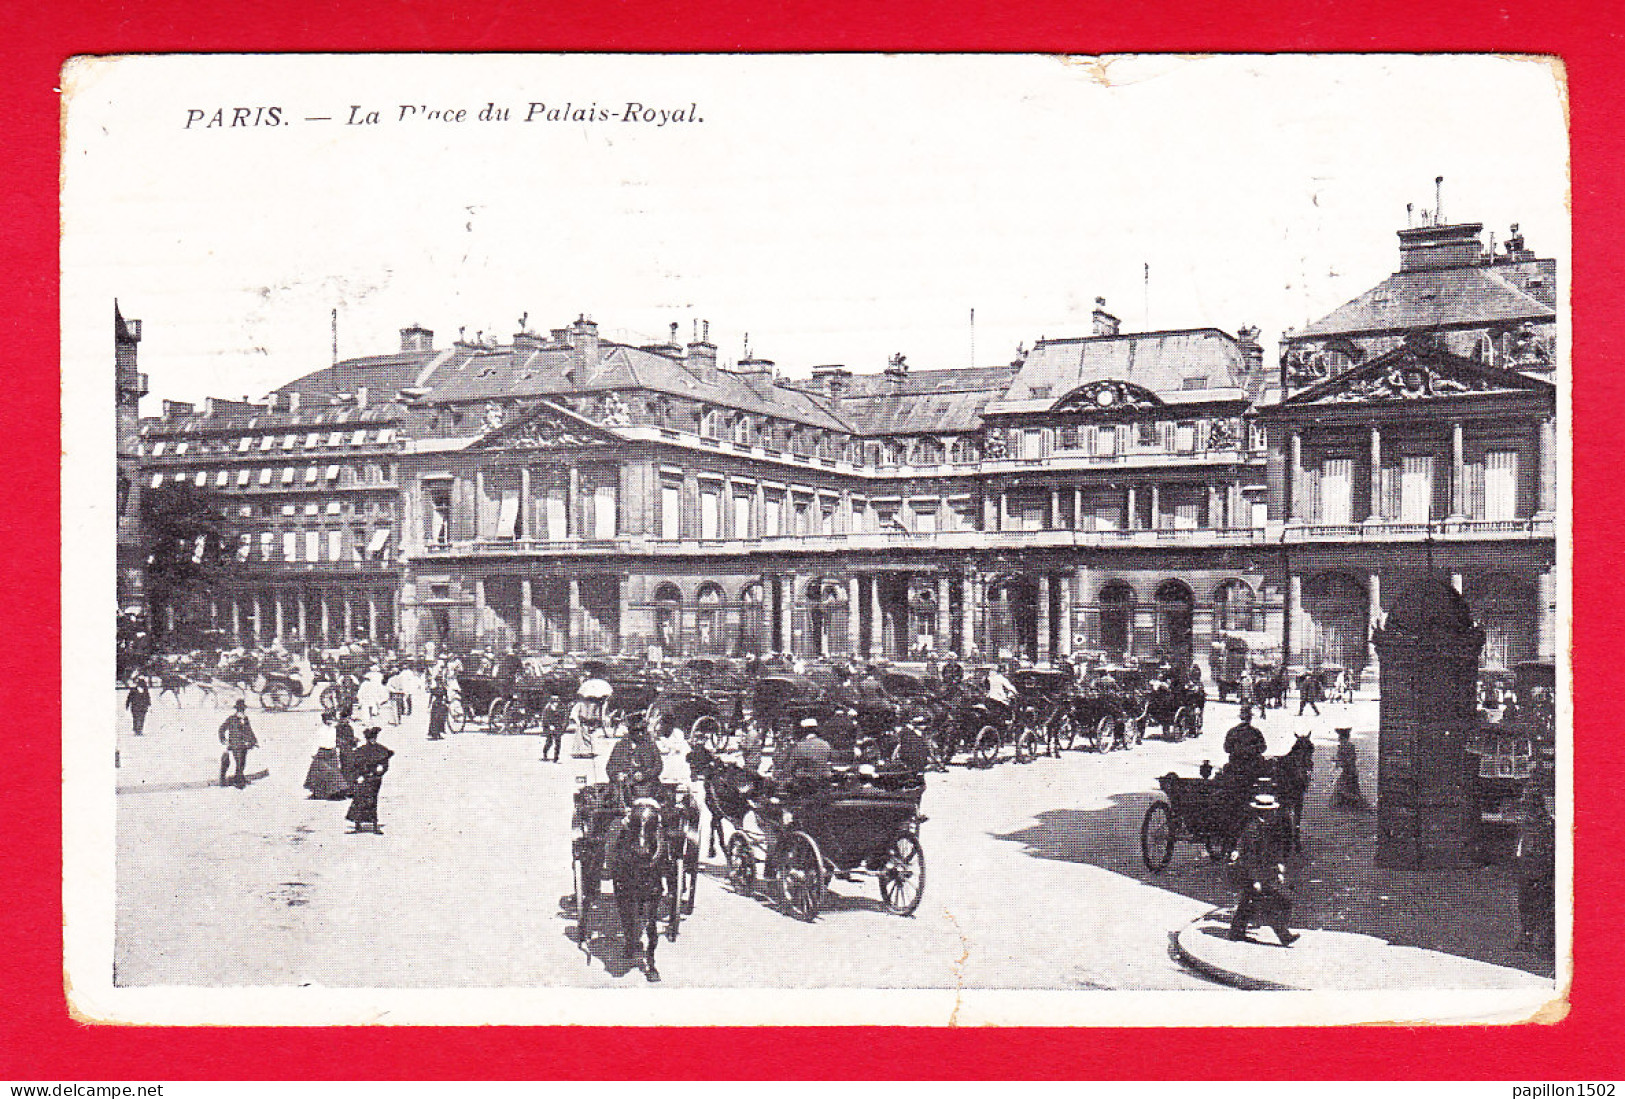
60 52 1568 1026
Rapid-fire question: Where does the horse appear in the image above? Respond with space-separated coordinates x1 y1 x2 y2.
1251 666 1287 710
607 797 668 983
1262 734 1315 852
687 745 769 860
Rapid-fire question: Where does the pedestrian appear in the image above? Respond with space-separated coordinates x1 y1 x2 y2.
1330 727 1371 810
125 675 151 736
1297 668 1323 717
1513 781 1555 952
426 680 449 741
1227 789 1299 946
218 699 258 788
738 709 764 774
345 726 394 834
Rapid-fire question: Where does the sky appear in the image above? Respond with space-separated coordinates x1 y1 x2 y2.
60 53 1569 407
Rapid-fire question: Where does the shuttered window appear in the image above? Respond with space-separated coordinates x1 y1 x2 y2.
700 491 720 539
593 484 617 538
497 489 521 539
1400 455 1434 522
1485 450 1519 520
660 483 681 540
1319 458 1353 525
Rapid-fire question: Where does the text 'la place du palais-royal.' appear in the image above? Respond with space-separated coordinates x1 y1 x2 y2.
182 100 707 130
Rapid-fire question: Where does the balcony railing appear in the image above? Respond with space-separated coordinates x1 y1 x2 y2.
1284 517 1555 542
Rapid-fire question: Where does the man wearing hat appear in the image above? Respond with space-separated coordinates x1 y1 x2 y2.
1227 785 1299 945
778 716 834 785
606 712 664 799
218 699 259 788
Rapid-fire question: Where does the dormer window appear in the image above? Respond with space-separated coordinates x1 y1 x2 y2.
732 416 751 446
700 408 720 439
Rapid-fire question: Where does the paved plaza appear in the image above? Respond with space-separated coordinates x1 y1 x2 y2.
113 689 1551 990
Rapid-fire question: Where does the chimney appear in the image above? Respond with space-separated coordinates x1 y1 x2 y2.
400 324 434 352
115 303 145 401
569 314 601 378
686 318 718 385
355 385 368 409
288 391 301 414
1235 325 1264 373
884 352 909 380
811 365 851 401
1397 221 1486 271
1092 297 1120 337
162 399 195 420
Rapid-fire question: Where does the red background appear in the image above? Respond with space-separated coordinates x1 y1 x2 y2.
4 0 1620 1079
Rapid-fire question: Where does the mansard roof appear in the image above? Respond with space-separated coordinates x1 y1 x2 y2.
1291 261 1556 341
463 398 627 451
814 365 1022 435
1000 328 1253 408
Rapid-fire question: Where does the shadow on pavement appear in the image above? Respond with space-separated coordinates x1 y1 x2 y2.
118 769 271 795
561 896 647 979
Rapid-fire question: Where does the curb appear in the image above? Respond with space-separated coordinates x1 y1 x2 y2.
1170 913 1298 991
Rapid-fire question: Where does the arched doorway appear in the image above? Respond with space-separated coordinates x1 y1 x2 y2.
1154 580 1195 666
1303 571 1368 671
1098 581 1134 659
1214 579 1256 632
652 582 683 657
907 579 939 658
737 582 767 656
695 583 725 656
806 579 850 656
986 576 1038 662
1469 573 1535 670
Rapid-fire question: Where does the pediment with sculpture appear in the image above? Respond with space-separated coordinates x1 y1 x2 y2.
468 399 624 451
1049 379 1164 414
1283 346 1553 407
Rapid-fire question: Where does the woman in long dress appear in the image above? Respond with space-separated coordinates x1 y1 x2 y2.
345 726 394 834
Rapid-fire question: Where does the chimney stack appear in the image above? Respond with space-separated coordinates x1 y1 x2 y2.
686 318 718 385
885 352 909 380
569 314 601 379
399 324 434 352
355 385 368 409
289 391 301 414
162 399 195 420
1092 297 1120 338
1235 325 1264 374
811 365 851 401
1397 221 1485 271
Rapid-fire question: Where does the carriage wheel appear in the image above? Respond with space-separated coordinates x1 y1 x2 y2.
1095 714 1117 753
260 682 293 711
571 849 591 931
448 699 468 733
691 715 724 751
971 726 1001 769
775 831 824 922
879 832 927 916
1054 714 1077 753
1140 802 1175 872
726 833 757 894
487 698 508 727
1013 724 1037 764
317 685 337 711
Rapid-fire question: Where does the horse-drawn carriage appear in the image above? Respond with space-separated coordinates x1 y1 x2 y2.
569 778 701 976
1140 667 1205 741
1139 735 1314 871
1008 668 1075 758
708 759 928 922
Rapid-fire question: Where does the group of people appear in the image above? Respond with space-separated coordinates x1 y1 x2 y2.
300 704 395 832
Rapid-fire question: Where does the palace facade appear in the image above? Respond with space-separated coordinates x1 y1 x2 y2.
134 208 1560 680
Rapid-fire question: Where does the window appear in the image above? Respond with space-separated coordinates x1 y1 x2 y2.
305 433 321 447
1173 499 1200 530
545 489 569 541
1485 450 1519 520
258 468 273 485
303 502 319 516
700 490 720 539
1021 430 1043 459
283 531 298 561
1095 426 1119 457
281 504 296 516
304 466 319 484
733 494 752 538
194 471 208 486
732 416 751 445
326 501 342 515
328 431 343 447
175 442 189 456
377 428 395 444
237 533 252 561
324 464 340 482
764 495 782 537
661 482 682 540
1175 423 1198 453
151 442 167 457
237 437 252 452
1319 457 1353 525
1093 499 1121 531
914 506 938 534
1136 422 1160 449
352 429 367 445
282 434 296 449
259 436 274 451
260 532 275 560
700 409 719 439
497 488 521 539
328 530 343 561
1057 426 1080 451
1400 455 1435 522
952 436 980 463
149 473 163 489
1181 376 1209 391
820 501 836 535
427 485 451 545
592 484 617 538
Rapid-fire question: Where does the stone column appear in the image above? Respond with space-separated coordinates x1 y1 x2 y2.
273 592 284 640
1036 574 1052 664
1537 566 1557 661
1073 487 1083 530
474 469 486 538
998 491 1009 532
251 593 263 644
1537 415 1556 518
367 594 378 641
869 573 883 658
755 483 765 539
568 578 583 651
1368 425 1383 521
520 577 533 647
1058 571 1073 657
1126 485 1138 530
847 576 862 655
1050 487 1061 530
1228 481 1241 528
1289 430 1303 522
473 578 487 645
1449 420 1467 520
319 593 330 643
1286 572 1302 668
936 575 951 650
230 597 242 644
1074 565 1091 651
960 570 976 656
1150 484 1162 530
520 466 531 539
342 596 352 641
567 467 581 538
616 576 631 655
783 573 799 655
1207 484 1221 528
295 593 307 641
